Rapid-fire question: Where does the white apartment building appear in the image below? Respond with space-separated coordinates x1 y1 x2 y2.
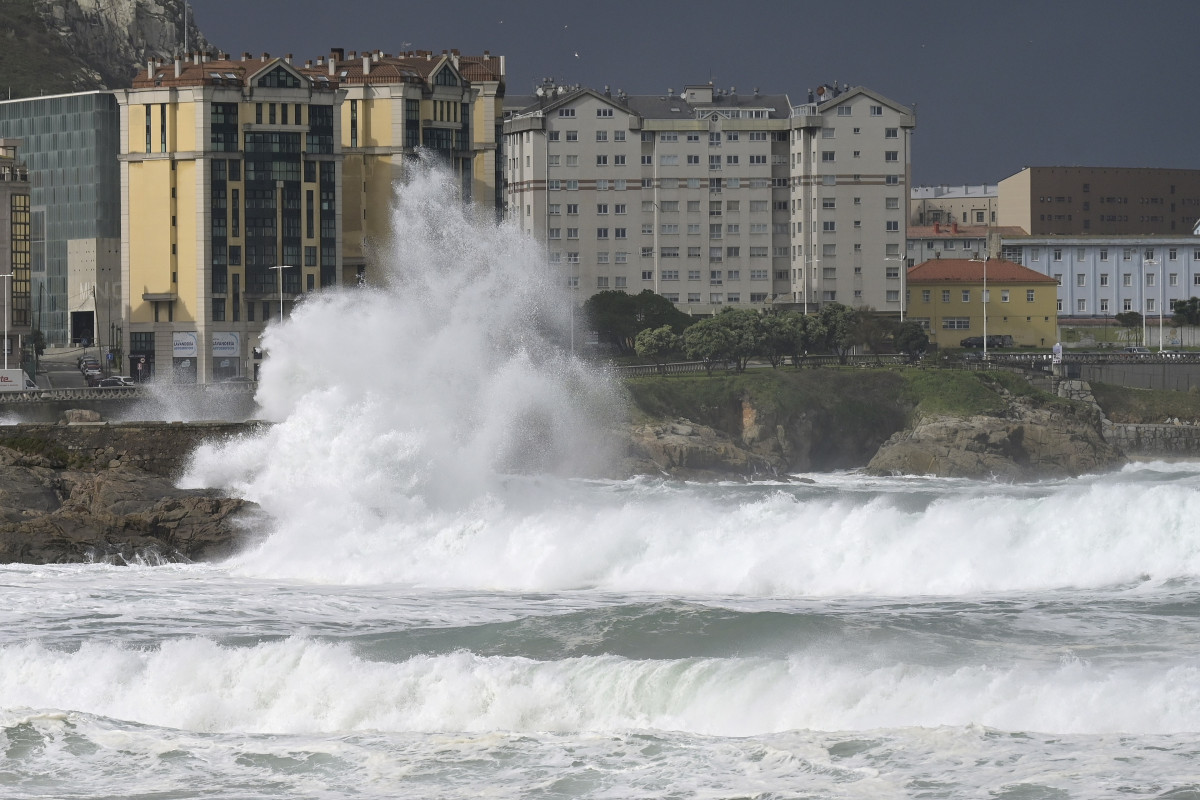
998 235 1200 319
504 82 914 315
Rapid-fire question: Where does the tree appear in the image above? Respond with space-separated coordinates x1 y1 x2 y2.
1172 297 1200 326
633 290 694 334
683 317 736 374
761 313 793 368
894 320 929 362
581 290 695 355
818 303 859 364
777 312 826 367
714 307 765 372
1114 311 1143 344
581 290 639 354
634 325 681 368
852 307 897 356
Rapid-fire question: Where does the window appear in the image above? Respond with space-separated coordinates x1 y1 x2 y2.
870 105 883 116
596 107 613 117
1077 299 1087 312
549 228 561 240
885 128 898 138
1171 273 1179 286
822 151 835 162
662 269 679 281
567 204 579 215
962 290 971 302
920 290 931 303
1076 274 1086 287
1123 273 1133 287
942 317 971 329
710 270 723 285
613 154 626 166
597 252 610 264
886 221 899 232
837 106 851 116
885 151 898 162
566 130 578 141
1100 298 1109 312
596 155 609 166
688 269 702 280
597 228 609 239
567 228 579 239
597 204 608 215
558 108 576 117
822 221 836 232
942 290 951 302
1027 290 1036 302
615 228 627 239
1099 273 1109 286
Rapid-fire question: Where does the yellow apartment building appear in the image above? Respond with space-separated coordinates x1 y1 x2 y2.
906 258 1059 349
117 48 504 383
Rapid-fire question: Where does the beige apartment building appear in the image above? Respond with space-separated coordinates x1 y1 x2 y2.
504 82 914 316
909 184 997 227
117 48 502 382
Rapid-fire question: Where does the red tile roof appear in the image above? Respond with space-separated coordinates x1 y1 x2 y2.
907 258 1058 284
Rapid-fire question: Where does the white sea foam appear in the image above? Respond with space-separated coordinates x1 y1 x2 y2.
179 160 1200 596
3 637 1198 737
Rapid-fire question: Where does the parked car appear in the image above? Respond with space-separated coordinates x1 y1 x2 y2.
960 336 984 348
96 377 134 388
1122 346 1151 354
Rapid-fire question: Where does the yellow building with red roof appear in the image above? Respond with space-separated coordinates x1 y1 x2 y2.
906 258 1059 349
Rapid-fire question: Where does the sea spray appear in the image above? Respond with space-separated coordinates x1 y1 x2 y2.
183 158 624 557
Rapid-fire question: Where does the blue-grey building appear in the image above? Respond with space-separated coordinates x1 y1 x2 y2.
0 91 121 347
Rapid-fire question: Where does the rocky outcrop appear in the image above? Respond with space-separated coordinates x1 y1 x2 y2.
623 419 789 480
0 444 257 564
865 399 1123 479
30 0 208 89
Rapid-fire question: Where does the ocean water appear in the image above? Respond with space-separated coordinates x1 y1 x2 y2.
4 162 1200 799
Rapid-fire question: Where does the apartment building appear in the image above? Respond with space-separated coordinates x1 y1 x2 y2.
997 167 1200 236
337 48 505 285
117 48 502 382
998 235 1200 321
504 82 914 316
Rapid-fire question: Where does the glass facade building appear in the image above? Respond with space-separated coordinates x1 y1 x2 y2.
0 92 121 346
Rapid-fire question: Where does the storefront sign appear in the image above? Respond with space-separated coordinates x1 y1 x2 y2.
212 332 240 357
172 331 198 357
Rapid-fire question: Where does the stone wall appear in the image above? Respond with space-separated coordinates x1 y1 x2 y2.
0 421 264 478
1055 377 1200 458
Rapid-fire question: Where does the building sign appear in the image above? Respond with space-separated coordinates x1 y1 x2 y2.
172 331 198 357
212 332 240 356
0 369 27 392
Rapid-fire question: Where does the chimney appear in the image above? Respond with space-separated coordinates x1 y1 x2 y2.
331 47 344 62
261 52 269 62
174 57 182 78
363 55 371 76
146 60 154 77
952 222 958 233
284 53 293 64
934 222 940 234
243 52 251 61
316 56 324 66
329 57 337 76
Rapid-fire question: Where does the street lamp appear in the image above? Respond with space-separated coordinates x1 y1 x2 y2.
1144 257 1163 352
1141 257 1157 349
0 272 11 369
971 256 990 360
268 265 296 322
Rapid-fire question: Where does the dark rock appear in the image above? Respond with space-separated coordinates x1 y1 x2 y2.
0 445 258 565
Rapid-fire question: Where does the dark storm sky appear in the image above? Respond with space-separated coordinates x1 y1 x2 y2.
189 0 1200 186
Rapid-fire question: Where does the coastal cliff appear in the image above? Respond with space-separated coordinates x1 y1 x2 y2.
621 368 1125 480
